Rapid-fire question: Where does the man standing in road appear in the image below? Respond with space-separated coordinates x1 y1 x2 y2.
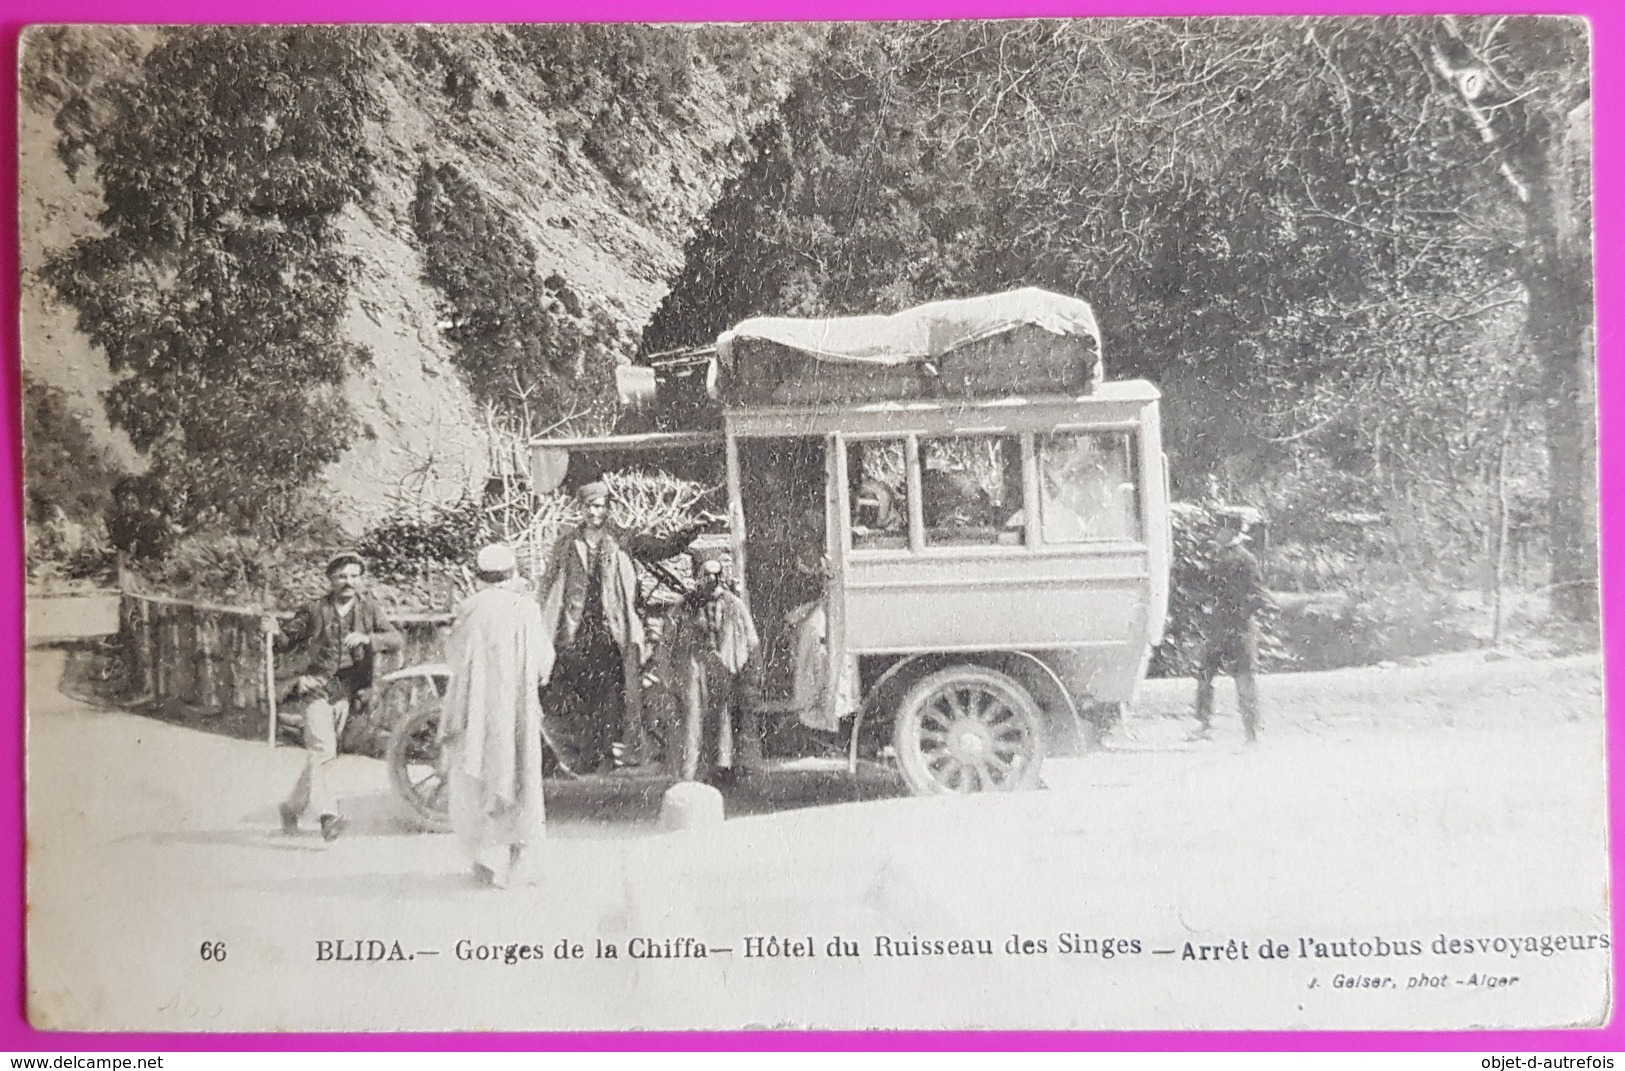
537 481 709 773
440 544 551 889
264 551 403 840
1190 520 1274 744
669 550 761 784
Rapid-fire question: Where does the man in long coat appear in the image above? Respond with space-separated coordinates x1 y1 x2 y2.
537 482 707 773
668 551 761 782
440 544 552 888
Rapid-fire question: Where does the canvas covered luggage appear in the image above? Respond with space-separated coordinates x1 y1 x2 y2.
714 287 1103 407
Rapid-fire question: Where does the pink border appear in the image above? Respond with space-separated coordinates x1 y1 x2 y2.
2 0 1618 1053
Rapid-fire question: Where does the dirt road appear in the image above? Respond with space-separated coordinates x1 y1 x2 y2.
23 644 1610 1033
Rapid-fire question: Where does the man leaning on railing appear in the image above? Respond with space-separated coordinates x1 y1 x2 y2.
261 552 403 841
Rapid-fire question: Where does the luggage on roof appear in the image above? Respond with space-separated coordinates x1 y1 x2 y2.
714 287 1103 407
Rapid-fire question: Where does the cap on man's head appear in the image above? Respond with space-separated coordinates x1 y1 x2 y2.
689 546 726 576
476 543 517 575
577 481 610 505
326 551 366 577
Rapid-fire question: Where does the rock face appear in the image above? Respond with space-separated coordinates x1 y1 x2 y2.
323 198 490 524
17 28 146 471
19 25 811 532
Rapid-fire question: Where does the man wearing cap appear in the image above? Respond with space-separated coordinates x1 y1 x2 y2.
263 552 403 840
537 481 709 773
668 550 761 783
1190 522 1274 744
440 544 551 888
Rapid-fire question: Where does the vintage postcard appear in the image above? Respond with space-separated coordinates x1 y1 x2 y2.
18 17 1609 1032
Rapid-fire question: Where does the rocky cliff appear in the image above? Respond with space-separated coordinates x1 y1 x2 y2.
20 24 814 532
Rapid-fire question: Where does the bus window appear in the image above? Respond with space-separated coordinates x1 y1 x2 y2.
847 439 908 550
1037 431 1141 543
920 435 1024 548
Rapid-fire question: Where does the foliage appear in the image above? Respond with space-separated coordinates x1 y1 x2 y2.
652 20 1518 424
401 24 798 205
60 545 120 582
530 26 697 191
357 498 485 581
401 24 810 436
355 469 709 613
22 376 123 528
598 469 716 541
1285 586 1478 670
18 26 148 166
499 24 697 120
1152 502 1277 676
412 160 623 436
44 26 382 538
128 529 333 610
493 24 802 187
1151 501 1478 675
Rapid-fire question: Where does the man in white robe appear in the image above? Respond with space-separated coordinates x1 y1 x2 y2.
440 544 552 888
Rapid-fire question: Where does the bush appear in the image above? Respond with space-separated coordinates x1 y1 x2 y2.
128 532 327 609
354 469 711 612
62 544 119 582
22 377 122 529
1149 499 1488 677
357 499 484 580
123 503 347 609
1279 586 1477 669
412 160 623 434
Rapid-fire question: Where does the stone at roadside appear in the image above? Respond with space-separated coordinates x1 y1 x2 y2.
659 781 725 832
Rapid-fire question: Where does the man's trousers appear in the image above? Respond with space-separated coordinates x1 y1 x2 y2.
1194 622 1260 740
283 695 350 820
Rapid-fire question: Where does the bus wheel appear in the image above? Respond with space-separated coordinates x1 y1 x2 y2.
387 699 453 832
892 665 1045 795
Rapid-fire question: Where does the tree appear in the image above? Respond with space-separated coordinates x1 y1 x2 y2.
1424 17 1595 619
645 17 1593 613
411 160 624 438
44 26 381 535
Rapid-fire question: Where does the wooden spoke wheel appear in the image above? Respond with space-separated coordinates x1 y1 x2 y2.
892 665 1045 796
387 699 453 832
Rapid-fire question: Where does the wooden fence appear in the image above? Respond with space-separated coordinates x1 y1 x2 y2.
119 592 453 751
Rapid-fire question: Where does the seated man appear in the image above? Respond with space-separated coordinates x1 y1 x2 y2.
853 477 902 534
921 458 995 531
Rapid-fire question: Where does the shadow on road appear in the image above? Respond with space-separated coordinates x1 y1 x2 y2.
720 767 905 817
135 766 913 853
139 828 340 854
38 639 131 709
240 870 495 903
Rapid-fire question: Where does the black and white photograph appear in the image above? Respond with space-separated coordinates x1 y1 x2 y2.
17 17 1608 1032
